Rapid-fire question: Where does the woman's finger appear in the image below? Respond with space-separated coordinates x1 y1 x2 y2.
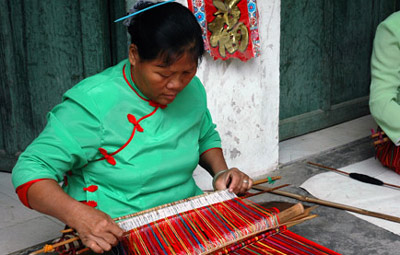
83 238 105 254
110 223 124 241
92 235 114 253
225 171 241 193
228 171 247 194
240 177 253 194
239 178 249 194
100 231 120 247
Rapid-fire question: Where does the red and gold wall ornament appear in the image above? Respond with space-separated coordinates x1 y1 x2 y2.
188 0 260 62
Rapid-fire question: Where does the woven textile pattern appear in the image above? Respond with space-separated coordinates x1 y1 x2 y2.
120 197 279 254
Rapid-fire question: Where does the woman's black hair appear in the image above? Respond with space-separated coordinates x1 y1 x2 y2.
127 1 204 66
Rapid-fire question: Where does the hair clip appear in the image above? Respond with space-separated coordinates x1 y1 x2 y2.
114 0 176 23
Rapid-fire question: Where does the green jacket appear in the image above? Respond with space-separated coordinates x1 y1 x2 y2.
12 59 221 218
369 11 400 144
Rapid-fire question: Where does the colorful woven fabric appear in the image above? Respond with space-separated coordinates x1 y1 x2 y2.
225 226 340 255
372 128 400 174
120 197 279 254
119 197 339 255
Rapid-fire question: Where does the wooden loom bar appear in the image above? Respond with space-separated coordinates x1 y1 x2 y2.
253 185 400 224
29 237 80 255
307 162 349 175
307 161 400 190
241 184 289 199
61 177 284 234
253 176 281 185
370 131 390 145
373 137 390 146
371 131 385 138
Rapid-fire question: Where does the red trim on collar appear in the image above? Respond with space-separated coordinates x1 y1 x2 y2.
123 64 167 109
123 64 148 101
149 101 167 109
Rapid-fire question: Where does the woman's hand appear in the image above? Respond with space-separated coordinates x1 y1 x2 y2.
27 180 123 254
213 167 253 194
67 203 124 253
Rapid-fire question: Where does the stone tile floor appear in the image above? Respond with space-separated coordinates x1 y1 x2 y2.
279 115 376 164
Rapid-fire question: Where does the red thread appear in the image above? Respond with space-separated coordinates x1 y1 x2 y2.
127 114 144 132
63 175 68 187
123 64 167 109
82 201 98 207
83 185 98 192
123 64 149 102
98 148 116 165
111 108 158 156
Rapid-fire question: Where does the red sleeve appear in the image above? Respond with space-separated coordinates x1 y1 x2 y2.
200 147 222 157
15 179 51 209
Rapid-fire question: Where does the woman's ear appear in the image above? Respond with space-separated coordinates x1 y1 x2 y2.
128 44 139 66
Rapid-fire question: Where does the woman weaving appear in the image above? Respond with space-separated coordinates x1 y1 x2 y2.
369 11 400 173
11 1 253 253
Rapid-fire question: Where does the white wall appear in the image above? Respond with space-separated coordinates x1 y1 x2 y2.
189 0 281 190
126 0 281 190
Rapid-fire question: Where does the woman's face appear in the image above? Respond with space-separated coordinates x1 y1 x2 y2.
129 45 198 105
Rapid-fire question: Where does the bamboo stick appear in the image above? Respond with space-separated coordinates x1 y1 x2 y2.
285 214 318 228
60 229 74 234
308 161 400 189
241 184 289 199
253 176 281 185
253 185 400 224
370 131 390 145
76 247 90 254
29 237 80 255
371 131 385 138
373 137 390 146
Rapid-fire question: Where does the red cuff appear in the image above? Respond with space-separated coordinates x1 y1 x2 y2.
200 147 222 157
15 179 51 209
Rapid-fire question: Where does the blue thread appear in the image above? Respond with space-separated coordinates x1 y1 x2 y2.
114 0 176 22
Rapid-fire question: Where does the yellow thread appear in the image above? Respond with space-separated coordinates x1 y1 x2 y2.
43 244 54 253
154 221 176 255
193 208 224 246
184 212 209 250
165 217 191 254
